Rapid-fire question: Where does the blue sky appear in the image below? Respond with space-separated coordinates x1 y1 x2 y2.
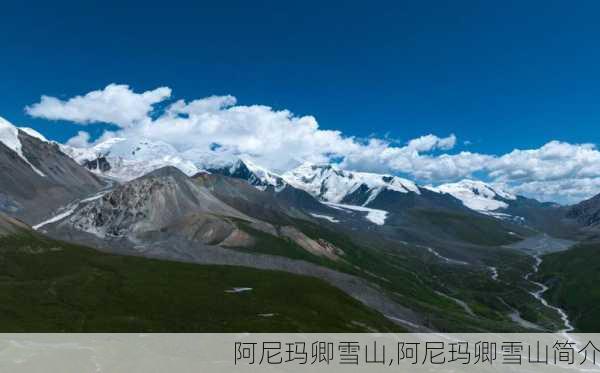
2 0 600 151
2 1 600 202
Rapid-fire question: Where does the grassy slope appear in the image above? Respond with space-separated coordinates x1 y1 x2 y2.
407 209 525 246
0 233 404 332
536 243 600 332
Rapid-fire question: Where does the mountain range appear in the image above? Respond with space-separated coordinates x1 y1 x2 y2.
58 133 581 226
1 115 599 332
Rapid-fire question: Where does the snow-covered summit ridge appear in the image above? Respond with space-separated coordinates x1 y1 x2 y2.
204 157 287 191
238 158 286 191
427 179 516 212
60 137 199 181
60 137 126 164
282 161 420 204
0 117 46 177
0 117 23 156
18 127 48 142
60 135 286 189
7 122 523 218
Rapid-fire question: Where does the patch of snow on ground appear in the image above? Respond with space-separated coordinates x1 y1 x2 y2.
33 205 79 230
225 287 253 293
33 191 110 230
489 266 499 281
323 202 388 225
483 211 513 219
384 315 422 329
309 213 340 223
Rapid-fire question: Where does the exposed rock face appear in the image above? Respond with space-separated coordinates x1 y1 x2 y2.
193 172 346 224
83 157 111 172
149 213 256 247
0 128 105 224
66 166 251 241
54 167 349 260
279 226 344 261
206 159 286 191
567 193 600 227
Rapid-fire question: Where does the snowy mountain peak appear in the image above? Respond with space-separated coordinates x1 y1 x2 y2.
18 127 48 142
0 117 45 177
206 157 286 191
61 137 199 181
241 159 286 190
0 117 22 156
282 161 420 204
59 137 127 164
427 179 516 212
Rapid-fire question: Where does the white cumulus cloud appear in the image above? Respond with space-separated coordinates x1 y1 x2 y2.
65 131 92 148
407 134 456 152
26 84 171 128
25 84 600 203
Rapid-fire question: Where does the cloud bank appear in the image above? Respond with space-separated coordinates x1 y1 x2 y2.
26 84 600 204
26 84 172 128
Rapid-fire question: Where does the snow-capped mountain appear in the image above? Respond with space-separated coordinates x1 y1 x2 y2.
426 180 516 215
0 117 105 224
60 136 289 189
18 127 48 142
61 137 200 181
0 117 45 177
205 158 286 191
223 161 477 223
282 162 420 205
59 137 125 165
53 132 555 227
203 160 398 225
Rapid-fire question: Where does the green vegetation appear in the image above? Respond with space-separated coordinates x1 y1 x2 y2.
233 220 339 267
537 243 600 332
409 209 524 246
278 219 558 332
0 233 404 332
0 217 563 333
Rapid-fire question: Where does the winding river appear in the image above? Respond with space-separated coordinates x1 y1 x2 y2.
514 234 575 333
525 252 574 333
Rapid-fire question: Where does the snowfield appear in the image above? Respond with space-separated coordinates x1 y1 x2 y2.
309 213 340 223
283 162 420 204
324 202 388 225
427 179 516 213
